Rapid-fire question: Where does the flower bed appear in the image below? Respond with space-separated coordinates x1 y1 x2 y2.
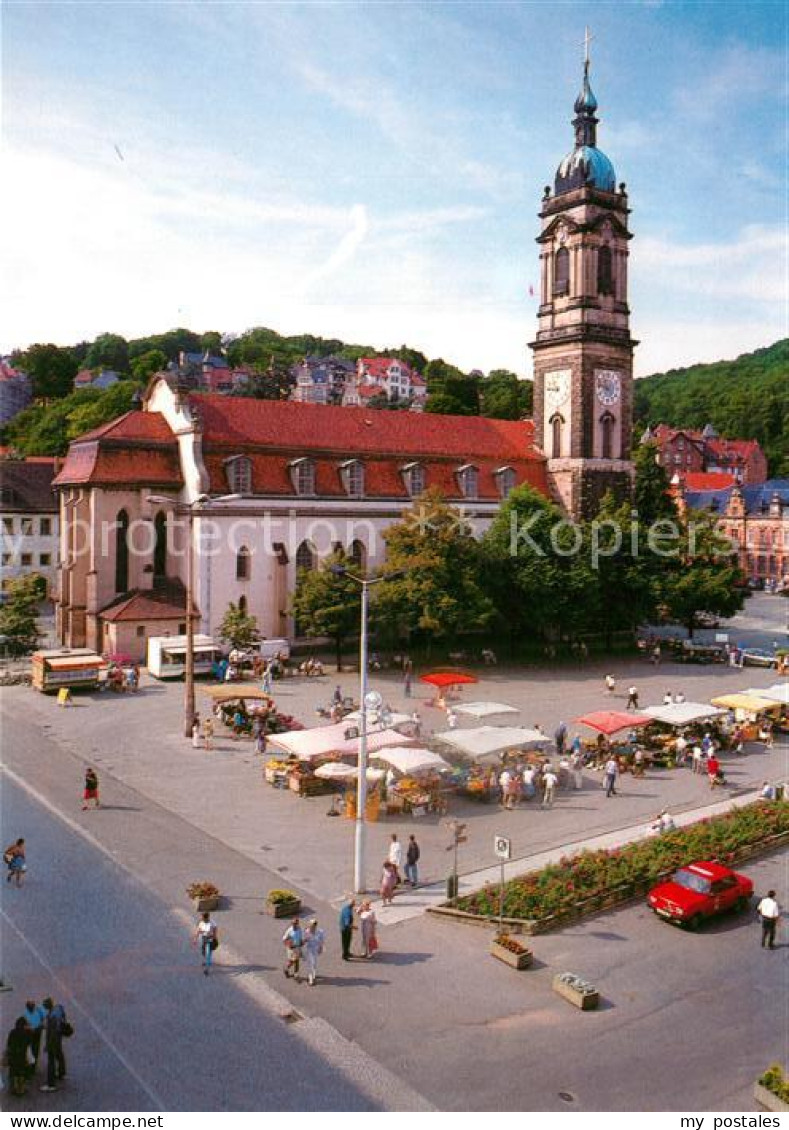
456 800 789 927
756 1065 789 1111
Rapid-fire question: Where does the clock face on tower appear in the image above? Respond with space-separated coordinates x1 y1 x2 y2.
544 369 571 408
595 369 622 407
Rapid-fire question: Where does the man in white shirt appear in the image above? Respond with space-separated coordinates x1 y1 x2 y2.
604 757 618 797
675 734 688 765
757 890 780 950
388 834 403 882
521 765 536 800
663 691 672 706
542 769 558 808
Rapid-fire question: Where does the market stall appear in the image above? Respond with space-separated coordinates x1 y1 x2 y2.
748 684 789 730
710 692 784 740
574 710 653 768
641 702 728 763
420 669 478 706
435 725 548 761
453 701 519 719
266 722 411 800
372 746 453 816
201 686 283 736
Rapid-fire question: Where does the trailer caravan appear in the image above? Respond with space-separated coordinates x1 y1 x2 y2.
147 635 221 680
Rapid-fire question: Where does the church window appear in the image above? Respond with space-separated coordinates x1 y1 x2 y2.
153 511 167 579
349 539 367 571
597 244 613 295
295 540 317 573
236 545 251 581
238 594 247 615
553 247 570 297
226 455 252 495
550 414 564 459
115 509 129 593
600 413 615 459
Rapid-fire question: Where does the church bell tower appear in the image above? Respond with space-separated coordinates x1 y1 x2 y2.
530 46 636 519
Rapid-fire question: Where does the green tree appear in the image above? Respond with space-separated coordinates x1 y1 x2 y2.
218 602 260 649
633 441 676 525
85 333 129 373
252 355 296 400
65 380 144 441
130 350 167 383
3 381 142 455
200 331 223 353
291 550 362 671
128 328 201 363
423 358 480 415
15 343 78 400
659 511 746 637
0 574 43 655
480 370 532 420
372 490 494 653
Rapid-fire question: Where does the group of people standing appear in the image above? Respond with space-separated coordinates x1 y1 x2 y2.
5 998 70 1097
380 834 420 904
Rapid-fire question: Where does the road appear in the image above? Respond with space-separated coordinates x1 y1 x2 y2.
0 774 428 1112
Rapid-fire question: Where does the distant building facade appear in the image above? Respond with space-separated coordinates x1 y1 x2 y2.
0 361 32 426
343 358 427 409
0 456 59 595
649 423 768 485
292 356 355 404
74 369 121 391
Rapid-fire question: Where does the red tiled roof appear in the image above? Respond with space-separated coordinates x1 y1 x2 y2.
190 394 540 460
707 438 760 461
683 472 736 491
53 411 183 487
99 589 191 623
73 411 176 445
359 357 414 380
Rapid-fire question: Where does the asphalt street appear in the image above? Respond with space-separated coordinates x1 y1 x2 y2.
0 775 426 1112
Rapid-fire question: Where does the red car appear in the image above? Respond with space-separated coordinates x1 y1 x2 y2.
647 860 753 929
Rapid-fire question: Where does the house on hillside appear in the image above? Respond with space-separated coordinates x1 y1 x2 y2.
648 423 767 485
0 455 59 596
343 358 427 409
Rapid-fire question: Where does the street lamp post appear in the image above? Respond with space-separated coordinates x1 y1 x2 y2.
148 493 240 739
331 564 403 893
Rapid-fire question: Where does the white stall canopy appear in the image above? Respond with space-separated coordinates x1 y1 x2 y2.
436 725 549 761
372 747 451 775
642 702 726 727
271 723 409 760
748 684 789 706
342 710 414 729
314 763 386 782
453 701 519 719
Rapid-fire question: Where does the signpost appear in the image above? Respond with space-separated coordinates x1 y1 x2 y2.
444 820 468 905
494 834 511 933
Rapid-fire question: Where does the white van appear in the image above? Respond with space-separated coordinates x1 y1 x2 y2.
147 634 222 679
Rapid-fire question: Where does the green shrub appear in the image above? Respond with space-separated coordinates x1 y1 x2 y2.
759 1065 789 1103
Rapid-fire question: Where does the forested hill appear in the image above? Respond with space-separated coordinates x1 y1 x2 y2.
634 339 789 476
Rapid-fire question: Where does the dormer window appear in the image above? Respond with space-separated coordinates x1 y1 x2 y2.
340 459 364 498
456 464 478 500
226 455 252 494
289 457 316 496
495 466 517 499
401 462 425 497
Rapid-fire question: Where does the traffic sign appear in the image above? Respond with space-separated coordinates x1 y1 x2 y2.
494 834 511 861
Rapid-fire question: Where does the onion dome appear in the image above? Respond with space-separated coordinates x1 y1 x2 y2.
555 60 616 195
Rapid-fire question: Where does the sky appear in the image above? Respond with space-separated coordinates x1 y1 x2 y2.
2 0 786 377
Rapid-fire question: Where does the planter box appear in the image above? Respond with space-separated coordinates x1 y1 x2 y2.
490 939 533 970
265 898 301 918
553 973 599 1010
193 895 219 913
754 1083 789 1113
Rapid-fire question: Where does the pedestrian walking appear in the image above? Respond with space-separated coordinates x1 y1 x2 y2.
282 917 304 980
691 744 703 774
447 708 458 729
675 733 688 765
570 749 584 790
605 674 616 695
388 834 403 883
404 671 412 698
757 890 780 950
359 901 378 958
521 763 537 800
706 753 721 789
626 684 639 710
6 1017 31 1097
380 861 397 905
192 714 201 748
203 716 214 750
23 1000 45 1076
542 768 558 808
194 911 219 976
604 756 618 797
261 662 273 694
405 834 420 887
674 691 685 704
332 684 343 706
40 999 68 1092
82 767 100 810
339 898 355 960
662 690 672 706
554 721 567 757
302 919 325 985
652 644 662 665
410 709 421 738
3 838 26 887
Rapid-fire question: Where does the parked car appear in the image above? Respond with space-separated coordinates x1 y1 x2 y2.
741 647 777 668
648 861 753 930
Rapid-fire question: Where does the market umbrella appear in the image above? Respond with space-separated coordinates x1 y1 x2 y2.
575 711 652 736
710 693 782 713
372 746 451 775
314 763 385 782
420 671 478 688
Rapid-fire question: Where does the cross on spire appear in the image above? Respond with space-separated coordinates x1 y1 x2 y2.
583 26 594 68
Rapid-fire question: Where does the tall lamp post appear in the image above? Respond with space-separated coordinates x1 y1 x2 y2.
148 493 240 738
330 565 404 893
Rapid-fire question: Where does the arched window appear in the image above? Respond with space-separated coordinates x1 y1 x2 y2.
238 594 247 615
600 413 615 460
115 510 129 593
290 458 316 496
457 465 478 499
153 511 167 579
402 463 425 497
553 247 570 297
495 467 517 499
236 545 251 580
349 539 367 571
295 540 316 573
341 460 364 498
550 414 564 460
597 245 613 295
226 455 252 495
